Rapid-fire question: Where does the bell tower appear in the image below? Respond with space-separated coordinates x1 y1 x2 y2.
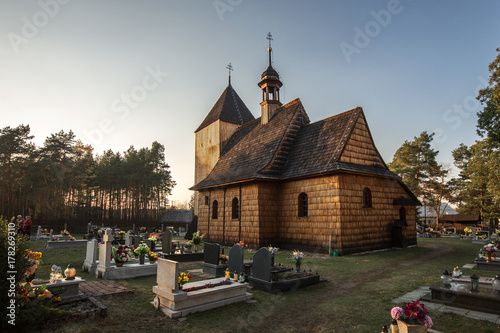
258 32 283 125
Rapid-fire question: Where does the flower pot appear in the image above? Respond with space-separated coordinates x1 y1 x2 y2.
116 262 123 267
139 254 145 265
194 244 199 252
486 252 492 263
149 260 155 264
295 262 301 272
397 320 427 333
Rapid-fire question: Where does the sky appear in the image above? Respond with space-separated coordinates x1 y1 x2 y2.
1 0 499 205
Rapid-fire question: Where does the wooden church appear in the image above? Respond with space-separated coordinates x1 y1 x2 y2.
191 35 420 255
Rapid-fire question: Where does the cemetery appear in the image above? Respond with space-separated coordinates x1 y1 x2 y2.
4 223 500 332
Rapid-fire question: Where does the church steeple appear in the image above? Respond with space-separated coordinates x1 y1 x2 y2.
258 32 283 125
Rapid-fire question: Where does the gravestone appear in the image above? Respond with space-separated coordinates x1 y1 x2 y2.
202 243 227 277
145 239 155 252
36 226 42 240
156 258 179 292
87 222 92 234
49 229 53 239
162 228 173 254
252 247 272 281
96 229 112 277
125 231 133 247
132 235 142 247
204 243 220 265
83 239 98 274
228 244 244 276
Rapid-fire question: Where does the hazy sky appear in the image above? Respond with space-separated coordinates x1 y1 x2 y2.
1 1 499 205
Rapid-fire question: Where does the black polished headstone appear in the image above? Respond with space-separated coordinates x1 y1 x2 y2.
228 244 244 275
145 239 155 252
204 243 220 265
131 235 141 247
252 247 272 281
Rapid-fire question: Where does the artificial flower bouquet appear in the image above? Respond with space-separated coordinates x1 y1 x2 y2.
134 241 150 256
148 249 158 261
391 300 433 328
268 246 279 255
178 271 192 286
192 231 204 244
112 245 133 263
148 233 159 242
291 250 304 263
484 243 496 254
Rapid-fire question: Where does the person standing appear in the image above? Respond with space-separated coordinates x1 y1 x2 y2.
15 215 24 234
22 216 33 238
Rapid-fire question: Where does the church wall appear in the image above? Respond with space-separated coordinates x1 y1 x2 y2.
257 182 280 247
276 176 342 252
340 114 386 168
338 174 417 254
195 121 221 186
196 183 263 249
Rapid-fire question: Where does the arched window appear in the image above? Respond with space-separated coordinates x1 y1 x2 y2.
363 187 372 208
204 196 209 205
232 197 239 219
212 200 218 219
399 207 406 221
298 192 308 217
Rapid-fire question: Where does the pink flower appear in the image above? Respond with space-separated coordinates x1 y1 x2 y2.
391 307 404 320
424 315 433 328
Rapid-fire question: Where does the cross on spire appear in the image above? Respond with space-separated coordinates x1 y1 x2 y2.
267 32 273 65
226 62 233 84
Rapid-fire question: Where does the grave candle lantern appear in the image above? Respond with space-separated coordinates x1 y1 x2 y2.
441 270 452 286
64 263 76 280
470 273 479 292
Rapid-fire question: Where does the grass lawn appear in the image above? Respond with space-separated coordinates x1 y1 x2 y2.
24 236 500 333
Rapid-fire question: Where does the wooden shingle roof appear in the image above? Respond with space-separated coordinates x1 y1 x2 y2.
195 83 255 132
191 100 401 190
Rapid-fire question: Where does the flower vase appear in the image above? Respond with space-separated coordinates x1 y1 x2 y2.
194 244 199 252
149 259 155 264
397 320 428 333
295 262 301 272
486 252 492 263
271 255 275 267
139 254 145 265
116 261 123 267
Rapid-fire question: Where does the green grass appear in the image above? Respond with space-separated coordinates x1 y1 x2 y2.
23 236 500 333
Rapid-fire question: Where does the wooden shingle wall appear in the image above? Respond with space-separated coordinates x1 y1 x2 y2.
340 114 386 168
277 176 342 251
338 174 417 254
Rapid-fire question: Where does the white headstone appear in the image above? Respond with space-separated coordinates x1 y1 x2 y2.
156 259 179 292
36 226 42 240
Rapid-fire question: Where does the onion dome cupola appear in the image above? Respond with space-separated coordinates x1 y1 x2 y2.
258 32 283 125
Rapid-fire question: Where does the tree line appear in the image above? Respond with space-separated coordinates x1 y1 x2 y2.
389 48 500 227
0 128 176 222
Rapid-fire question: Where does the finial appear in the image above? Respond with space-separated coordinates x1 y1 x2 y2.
266 32 273 66
226 62 233 84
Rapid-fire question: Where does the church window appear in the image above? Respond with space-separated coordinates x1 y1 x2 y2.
363 187 372 208
298 192 308 217
204 196 209 205
212 200 218 219
232 197 239 219
400 207 406 221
